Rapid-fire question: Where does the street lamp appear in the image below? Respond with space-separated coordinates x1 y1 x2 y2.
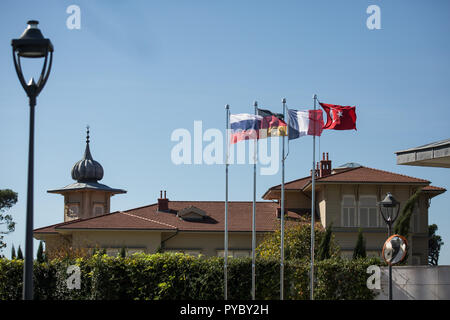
378 192 401 300
11 20 54 300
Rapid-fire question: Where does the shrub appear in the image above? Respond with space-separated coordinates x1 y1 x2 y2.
0 253 379 300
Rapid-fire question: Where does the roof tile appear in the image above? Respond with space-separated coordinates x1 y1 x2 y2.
35 201 285 233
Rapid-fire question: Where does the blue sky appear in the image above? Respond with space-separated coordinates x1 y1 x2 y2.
1 0 449 263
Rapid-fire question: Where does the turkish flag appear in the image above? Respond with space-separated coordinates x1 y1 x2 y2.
319 102 357 130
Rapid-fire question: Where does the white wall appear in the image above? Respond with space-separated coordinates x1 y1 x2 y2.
375 266 450 300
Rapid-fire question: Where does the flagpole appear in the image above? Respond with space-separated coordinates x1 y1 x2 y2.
224 104 230 300
252 100 258 301
310 94 317 300
280 97 286 300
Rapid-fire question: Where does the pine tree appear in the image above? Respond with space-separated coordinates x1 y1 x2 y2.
428 224 444 266
11 245 16 259
0 189 17 254
17 245 23 260
37 241 45 263
393 189 421 238
119 246 126 258
353 229 366 259
318 223 333 260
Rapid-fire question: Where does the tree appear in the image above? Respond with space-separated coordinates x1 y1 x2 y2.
119 246 126 258
11 245 16 259
0 189 18 253
428 224 444 266
17 245 23 260
256 222 340 260
353 228 366 259
317 223 333 260
37 241 46 263
393 189 421 238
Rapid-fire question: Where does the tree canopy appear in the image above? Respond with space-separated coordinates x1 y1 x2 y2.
393 189 421 238
353 229 366 259
428 224 444 266
256 222 340 261
0 189 18 253
317 223 334 260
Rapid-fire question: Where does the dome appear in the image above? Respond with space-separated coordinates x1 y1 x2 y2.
71 128 104 182
335 162 362 169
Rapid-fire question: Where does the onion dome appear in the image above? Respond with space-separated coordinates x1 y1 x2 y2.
71 126 104 182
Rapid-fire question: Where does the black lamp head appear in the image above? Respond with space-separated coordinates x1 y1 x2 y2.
379 192 401 223
12 20 53 58
380 193 399 208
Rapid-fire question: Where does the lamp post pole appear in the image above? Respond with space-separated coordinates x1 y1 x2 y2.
23 87 36 300
378 192 400 301
11 20 53 300
387 219 393 300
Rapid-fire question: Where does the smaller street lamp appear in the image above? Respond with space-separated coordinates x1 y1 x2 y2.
378 192 401 301
378 192 400 237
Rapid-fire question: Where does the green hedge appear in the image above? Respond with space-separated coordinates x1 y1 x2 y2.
0 253 380 300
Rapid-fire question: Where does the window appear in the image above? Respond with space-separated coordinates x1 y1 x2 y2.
359 196 379 228
177 206 207 221
165 249 202 257
127 248 145 255
233 250 251 258
184 250 202 257
217 250 251 258
66 203 79 219
104 247 145 257
342 196 357 227
93 203 104 215
105 248 119 256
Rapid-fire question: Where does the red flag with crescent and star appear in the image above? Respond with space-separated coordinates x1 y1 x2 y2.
319 102 357 130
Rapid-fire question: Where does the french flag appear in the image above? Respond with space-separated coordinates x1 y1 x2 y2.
230 113 263 144
287 108 324 140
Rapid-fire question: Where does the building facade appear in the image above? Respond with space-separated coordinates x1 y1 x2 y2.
34 131 289 258
263 153 446 265
34 134 445 264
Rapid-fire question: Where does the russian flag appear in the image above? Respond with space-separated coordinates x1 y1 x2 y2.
230 113 263 144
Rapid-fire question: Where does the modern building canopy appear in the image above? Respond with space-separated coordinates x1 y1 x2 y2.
395 139 450 168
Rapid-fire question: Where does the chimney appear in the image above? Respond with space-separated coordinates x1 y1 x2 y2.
276 207 287 219
319 152 332 177
310 162 320 178
157 190 169 212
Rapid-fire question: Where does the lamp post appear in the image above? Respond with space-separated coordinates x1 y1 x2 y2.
11 20 54 300
378 192 400 300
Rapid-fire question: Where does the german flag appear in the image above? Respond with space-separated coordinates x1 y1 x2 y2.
257 108 287 138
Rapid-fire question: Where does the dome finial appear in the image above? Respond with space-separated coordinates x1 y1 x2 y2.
71 126 104 182
86 125 90 144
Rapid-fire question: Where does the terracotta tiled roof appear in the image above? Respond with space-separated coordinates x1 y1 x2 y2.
34 221 74 234
264 166 431 197
35 166 444 235
267 176 311 191
262 176 311 199
306 166 430 186
422 185 446 192
61 210 177 231
34 201 288 234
